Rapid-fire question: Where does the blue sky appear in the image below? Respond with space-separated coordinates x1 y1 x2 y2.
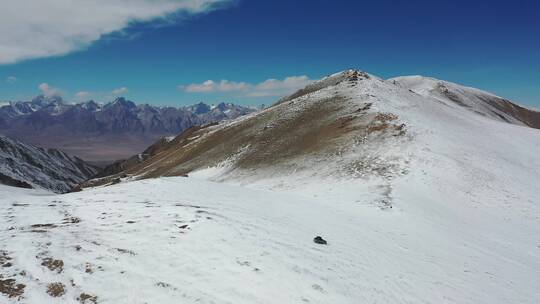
0 0 539 107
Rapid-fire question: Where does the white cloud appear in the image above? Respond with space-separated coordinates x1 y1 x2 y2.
180 75 314 98
75 91 91 98
72 87 130 101
38 83 61 97
6 76 18 83
182 80 249 93
248 76 312 97
111 87 129 95
0 0 232 64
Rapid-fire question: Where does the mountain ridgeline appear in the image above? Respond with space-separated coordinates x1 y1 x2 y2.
0 97 257 162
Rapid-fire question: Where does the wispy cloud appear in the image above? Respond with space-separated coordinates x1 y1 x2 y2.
248 76 312 97
112 87 129 95
0 0 233 64
180 75 314 98
182 80 250 93
73 87 130 102
5 76 18 83
75 91 91 98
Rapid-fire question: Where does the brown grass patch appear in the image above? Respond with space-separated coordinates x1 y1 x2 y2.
41 258 64 273
374 113 398 122
0 279 25 298
367 123 390 134
46 282 66 297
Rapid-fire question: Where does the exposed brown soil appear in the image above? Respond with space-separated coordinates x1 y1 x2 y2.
0 279 25 298
41 258 64 273
46 282 66 297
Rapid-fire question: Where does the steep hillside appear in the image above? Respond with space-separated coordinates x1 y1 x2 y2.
0 97 256 161
0 136 98 193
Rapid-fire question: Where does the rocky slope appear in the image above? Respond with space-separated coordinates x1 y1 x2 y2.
0 135 98 193
0 97 256 161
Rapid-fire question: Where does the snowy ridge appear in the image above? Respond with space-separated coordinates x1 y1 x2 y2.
390 75 540 128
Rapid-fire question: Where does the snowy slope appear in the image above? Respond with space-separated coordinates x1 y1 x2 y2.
0 136 98 193
1 173 539 303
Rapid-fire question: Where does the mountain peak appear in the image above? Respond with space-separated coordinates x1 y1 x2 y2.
189 102 212 114
81 100 100 111
276 68 373 105
110 97 136 109
31 94 64 107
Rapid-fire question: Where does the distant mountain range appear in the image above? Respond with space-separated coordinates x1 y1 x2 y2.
0 96 257 162
0 135 97 193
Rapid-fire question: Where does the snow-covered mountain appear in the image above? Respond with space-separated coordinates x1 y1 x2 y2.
84 70 540 196
1 70 540 303
0 97 256 161
0 135 98 193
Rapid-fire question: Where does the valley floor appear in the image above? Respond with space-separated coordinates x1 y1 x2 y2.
1 175 539 303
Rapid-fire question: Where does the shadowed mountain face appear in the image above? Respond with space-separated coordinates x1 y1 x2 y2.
0 135 98 193
0 97 256 162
